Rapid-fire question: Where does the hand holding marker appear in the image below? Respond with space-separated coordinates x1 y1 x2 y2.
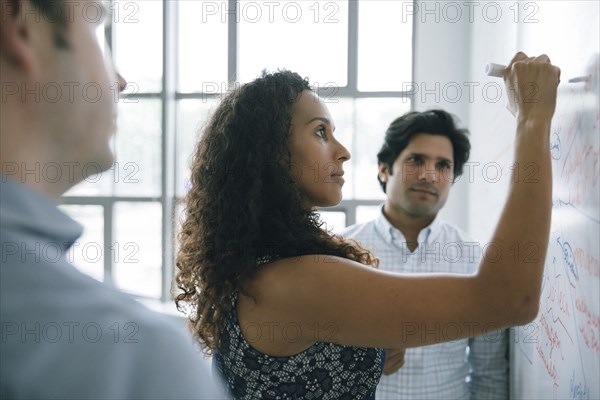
485 62 585 116
485 62 588 82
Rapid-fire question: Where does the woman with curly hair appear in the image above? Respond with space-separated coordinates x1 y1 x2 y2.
175 52 560 399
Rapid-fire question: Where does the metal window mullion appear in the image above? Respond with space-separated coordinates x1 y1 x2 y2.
62 196 159 204
228 0 238 83
105 0 114 55
106 1 117 196
347 0 359 91
160 0 178 303
348 0 359 222
118 93 162 100
410 0 416 110
314 88 414 98
175 90 413 99
104 202 113 284
347 203 356 227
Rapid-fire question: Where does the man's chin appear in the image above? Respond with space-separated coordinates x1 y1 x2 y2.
96 150 116 173
407 204 438 219
75 151 115 183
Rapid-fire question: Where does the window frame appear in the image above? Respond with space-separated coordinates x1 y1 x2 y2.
61 0 416 303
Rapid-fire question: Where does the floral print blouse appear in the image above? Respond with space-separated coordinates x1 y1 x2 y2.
213 292 385 399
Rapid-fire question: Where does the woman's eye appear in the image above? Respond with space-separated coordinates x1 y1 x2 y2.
315 127 326 138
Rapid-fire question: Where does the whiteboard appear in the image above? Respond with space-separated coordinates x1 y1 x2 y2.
465 2 599 399
508 2 600 399
510 53 600 400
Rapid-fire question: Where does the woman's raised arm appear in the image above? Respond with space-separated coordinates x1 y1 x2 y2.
239 52 560 354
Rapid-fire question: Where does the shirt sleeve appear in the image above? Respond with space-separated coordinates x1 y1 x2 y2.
467 328 509 400
113 314 229 400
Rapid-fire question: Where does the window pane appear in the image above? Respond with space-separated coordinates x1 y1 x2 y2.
238 1 348 85
353 98 411 199
173 201 185 259
60 205 104 282
356 205 381 225
95 23 107 56
113 0 163 93
63 100 161 198
113 202 162 298
178 1 228 92
176 99 220 197
358 1 413 91
108 100 161 197
319 211 347 234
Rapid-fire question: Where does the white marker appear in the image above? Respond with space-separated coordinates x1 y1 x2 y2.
485 62 588 83
484 63 506 77
567 76 589 83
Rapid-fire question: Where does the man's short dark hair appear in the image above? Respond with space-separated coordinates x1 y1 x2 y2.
377 109 471 192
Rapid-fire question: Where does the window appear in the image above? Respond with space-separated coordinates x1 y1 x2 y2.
61 0 414 302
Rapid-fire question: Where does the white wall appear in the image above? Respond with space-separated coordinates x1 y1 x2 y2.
464 3 519 243
412 2 522 240
412 4 472 231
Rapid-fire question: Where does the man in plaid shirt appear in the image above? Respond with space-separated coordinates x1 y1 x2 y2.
343 110 508 400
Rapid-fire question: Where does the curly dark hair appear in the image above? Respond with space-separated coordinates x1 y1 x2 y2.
377 109 471 192
174 70 377 354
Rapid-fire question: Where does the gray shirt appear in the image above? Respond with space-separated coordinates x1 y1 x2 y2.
0 179 225 399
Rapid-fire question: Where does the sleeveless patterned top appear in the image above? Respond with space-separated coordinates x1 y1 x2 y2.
213 292 385 399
